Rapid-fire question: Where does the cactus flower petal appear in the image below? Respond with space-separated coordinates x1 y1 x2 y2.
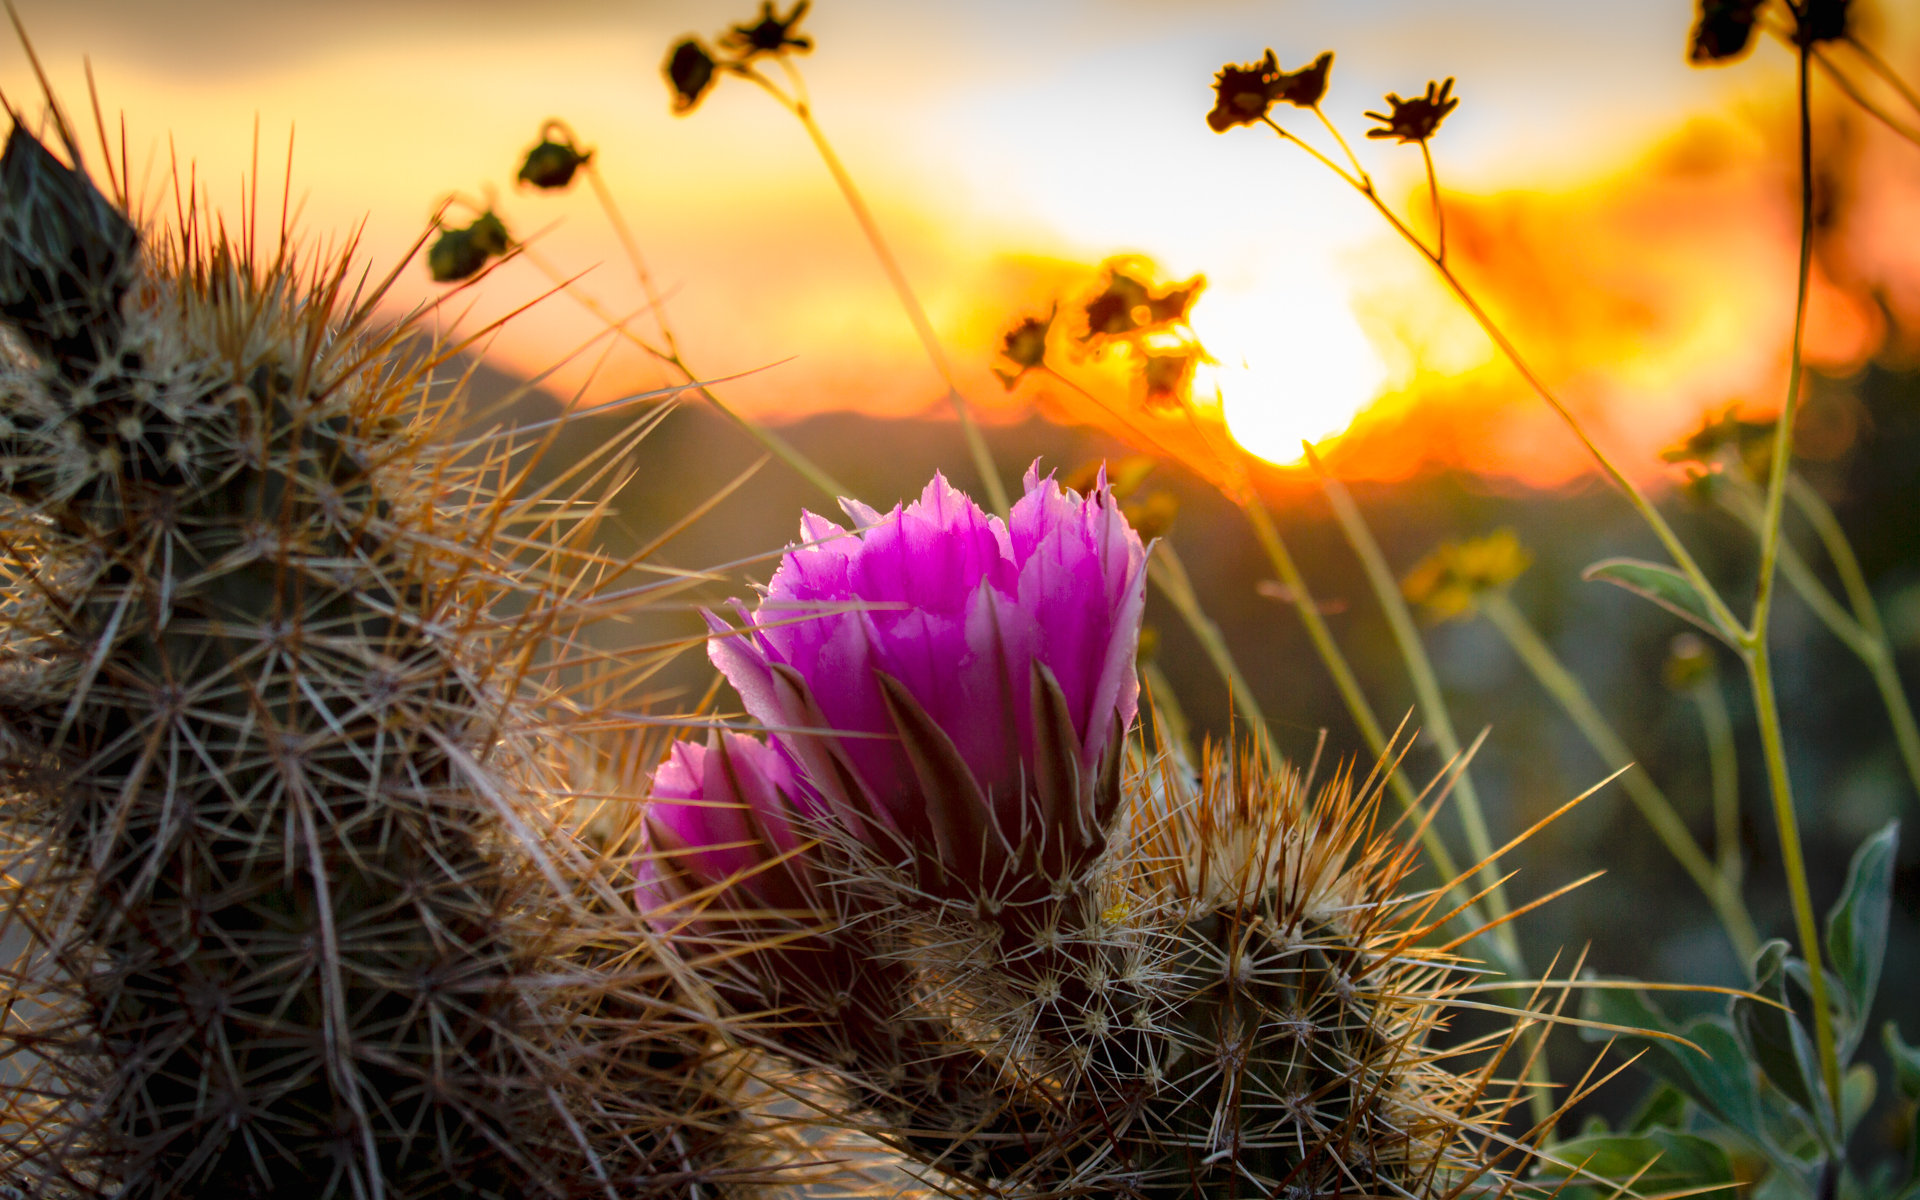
704 466 1148 885
645 730 818 912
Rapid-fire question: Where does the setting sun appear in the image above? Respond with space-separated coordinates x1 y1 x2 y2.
1196 286 1388 466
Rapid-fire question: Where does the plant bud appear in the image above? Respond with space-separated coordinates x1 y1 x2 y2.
518 135 591 190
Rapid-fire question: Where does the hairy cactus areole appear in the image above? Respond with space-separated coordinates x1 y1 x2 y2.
0 117 739 1198
650 471 1545 1198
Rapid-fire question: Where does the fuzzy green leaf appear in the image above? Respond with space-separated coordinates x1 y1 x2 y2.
1888 1023 1920 1101
1888 1024 1920 1186
1733 941 1827 1127
1532 1129 1734 1195
1842 1063 1877 1139
1583 557 1737 645
1826 822 1898 1036
1627 1082 1690 1133
1582 985 1763 1141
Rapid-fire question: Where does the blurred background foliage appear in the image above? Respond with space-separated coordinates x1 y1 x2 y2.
474 347 1920 1154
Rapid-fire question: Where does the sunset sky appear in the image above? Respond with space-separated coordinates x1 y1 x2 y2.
13 0 1920 483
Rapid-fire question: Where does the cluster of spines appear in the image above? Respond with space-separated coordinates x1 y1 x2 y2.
0 109 752 1199
696 732 1558 1199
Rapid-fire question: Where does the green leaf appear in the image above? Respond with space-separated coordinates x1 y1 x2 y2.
1582 984 1763 1141
1886 1023 1920 1186
1627 1082 1690 1133
1842 1063 1877 1138
1583 557 1737 645
1826 822 1898 1040
1887 1023 1920 1101
1733 941 1829 1130
1533 1129 1734 1195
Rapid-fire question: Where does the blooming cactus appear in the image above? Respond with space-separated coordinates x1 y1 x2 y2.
706 466 1149 890
645 731 818 916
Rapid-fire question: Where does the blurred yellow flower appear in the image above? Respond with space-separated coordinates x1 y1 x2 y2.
1401 528 1531 620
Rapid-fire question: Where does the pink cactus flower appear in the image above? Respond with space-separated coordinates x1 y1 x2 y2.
643 731 819 916
706 466 1149 888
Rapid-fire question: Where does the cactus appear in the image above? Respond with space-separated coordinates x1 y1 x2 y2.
0 117 738 1198
646 472 1555 1198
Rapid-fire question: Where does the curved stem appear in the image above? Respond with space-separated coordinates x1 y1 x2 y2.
1811 44 1920 148
582 158 679 356
1256 116 1744 643
1749 36 1843 1124
1846 33 1920 116
1146 543 1277 769
1307 450 1514 944
743 66 1009 516
1689 676 1743 890
1480 592 1760 961
1419 139 1445 264
515 242 851 502
1786 474 1920 799
1719 476 1920 803
1313 104 1372 191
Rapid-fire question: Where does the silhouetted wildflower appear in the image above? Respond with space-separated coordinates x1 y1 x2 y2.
1206 49 1333 133
994 308 1054 389
1142 350 1200 412
1273 51 1334 108
517 126 592 190
1146 276 1204 325
1364 78 1459 143
1688 0 1763 63
1661 407 1776 478
1794 0 1849 45
719 1 814 60
1206 50 1281 133
1082 270 1153 339
665 39 720 114
428 211 510 283
1079 264 1205 343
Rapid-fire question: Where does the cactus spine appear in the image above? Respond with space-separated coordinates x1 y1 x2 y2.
0 116 735 1198
663 731 1553 1198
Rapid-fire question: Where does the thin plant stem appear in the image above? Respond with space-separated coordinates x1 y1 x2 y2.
513 241 851 502
580 155 678 353
1255 113 1744 642
1480 592 1761 962
1238 492 1531 987
1260 77 1831 1103
1035 365 1442 838
1039 364 1515 967
1810 44 1920 147
1240 499 1401 792
1689 676 1743 890
1308 453 1556 1128
1786 474 1920 798
1147 543 1278 769
1306 448 1515 943
1313 104 1372 189
1747 36 1842 1118
742 64 1009 516
1847 32 1920 115
1419 139 1445 264
1717 475 1920 803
